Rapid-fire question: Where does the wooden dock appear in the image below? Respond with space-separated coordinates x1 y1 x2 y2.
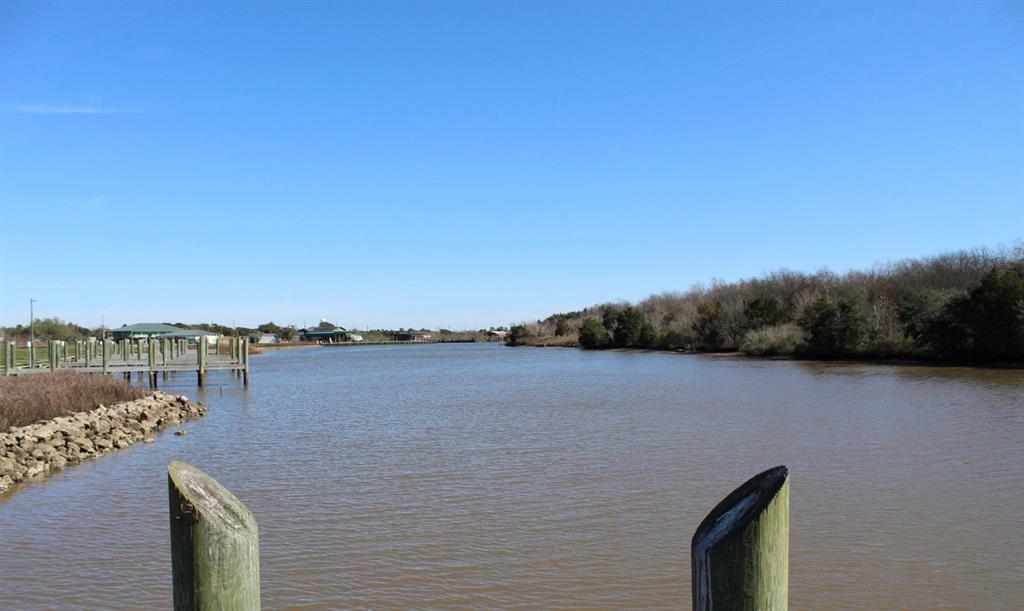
2 336 250 386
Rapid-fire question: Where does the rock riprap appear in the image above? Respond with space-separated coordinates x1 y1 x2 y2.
0 392 205 492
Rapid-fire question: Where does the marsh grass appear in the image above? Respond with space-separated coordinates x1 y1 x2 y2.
0 372 145 430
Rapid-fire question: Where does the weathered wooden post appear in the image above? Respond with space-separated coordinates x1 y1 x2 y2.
691 466 789 611
49 342 56 372
197 336 207 386
242 338 249 386
27 341 34 368
148 338 158 388
102 340 110 374
168 461 261 610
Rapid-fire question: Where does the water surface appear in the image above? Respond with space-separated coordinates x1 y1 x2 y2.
1 344 1021 608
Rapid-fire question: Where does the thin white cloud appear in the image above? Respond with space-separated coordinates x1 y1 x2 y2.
8 104 138 114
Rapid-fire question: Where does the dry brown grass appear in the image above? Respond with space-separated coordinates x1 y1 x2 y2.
0 372 146 430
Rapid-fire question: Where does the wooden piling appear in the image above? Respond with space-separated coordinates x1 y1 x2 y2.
691 466 789 611
242 338 249 386
167 461 261 610
102 340 110 373
149 338 158 388
197 336 207 386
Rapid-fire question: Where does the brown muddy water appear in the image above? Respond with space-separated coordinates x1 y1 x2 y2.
0 344 1021 609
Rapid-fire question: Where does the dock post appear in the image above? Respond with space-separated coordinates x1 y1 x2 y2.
49 342 56 372
149 338 157 388
242 337 249 386
28 341 34 368
197 336 207 386
691 466 789 611
102 340 109 374
168 461 261 610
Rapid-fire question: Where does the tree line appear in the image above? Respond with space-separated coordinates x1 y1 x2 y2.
2 318 505 344
507 246 1023 363
0 320 301 342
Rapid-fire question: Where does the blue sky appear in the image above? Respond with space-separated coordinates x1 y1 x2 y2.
1 1 1021 330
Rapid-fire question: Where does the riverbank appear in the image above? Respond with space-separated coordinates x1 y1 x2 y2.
507 339 1023 368
0 392 206 493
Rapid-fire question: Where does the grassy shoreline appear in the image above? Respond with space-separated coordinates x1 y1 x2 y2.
0 373 146 430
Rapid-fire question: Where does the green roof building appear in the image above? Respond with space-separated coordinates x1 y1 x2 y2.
299 327 360 343
110 323 185 340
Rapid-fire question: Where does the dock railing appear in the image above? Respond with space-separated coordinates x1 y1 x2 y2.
2 336 251 386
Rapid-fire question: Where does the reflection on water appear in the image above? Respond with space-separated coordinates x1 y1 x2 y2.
0 345 1021 608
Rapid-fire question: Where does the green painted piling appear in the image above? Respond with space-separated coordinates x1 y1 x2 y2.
691 466 789 611
168 461 261 610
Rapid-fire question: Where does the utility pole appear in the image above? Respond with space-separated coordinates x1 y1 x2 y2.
29 298 36 346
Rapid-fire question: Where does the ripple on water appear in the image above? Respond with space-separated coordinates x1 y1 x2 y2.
1 345 1021 609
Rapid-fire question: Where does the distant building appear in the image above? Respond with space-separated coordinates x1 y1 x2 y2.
111 323 184 340
299 327 362 343
164 329 221 344
249 333 280 344
486 330 508 339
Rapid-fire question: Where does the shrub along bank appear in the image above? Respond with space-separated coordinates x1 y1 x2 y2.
507 248 1023 363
